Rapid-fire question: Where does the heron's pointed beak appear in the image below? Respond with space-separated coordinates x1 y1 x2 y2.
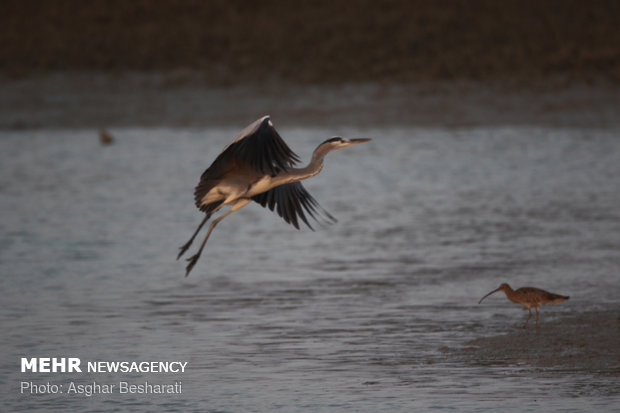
478 287 502 304
347 138 372 145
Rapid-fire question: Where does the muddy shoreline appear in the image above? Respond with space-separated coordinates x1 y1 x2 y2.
3 1 619 84
3 1 619 129
2 73 620 129
460 309 620 381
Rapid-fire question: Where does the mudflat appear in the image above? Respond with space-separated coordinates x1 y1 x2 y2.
463 310 620 374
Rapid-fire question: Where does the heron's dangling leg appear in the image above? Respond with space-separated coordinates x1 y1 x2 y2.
522 308 533 328
185 199 250 276
177 214 210 260
535 307 540 328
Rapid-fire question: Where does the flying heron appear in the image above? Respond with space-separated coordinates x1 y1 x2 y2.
478 283 569 328
177 115 371 276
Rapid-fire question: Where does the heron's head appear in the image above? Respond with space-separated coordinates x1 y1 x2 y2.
320 137 372 150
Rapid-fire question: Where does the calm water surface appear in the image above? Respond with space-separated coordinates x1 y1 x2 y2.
1 125 619 411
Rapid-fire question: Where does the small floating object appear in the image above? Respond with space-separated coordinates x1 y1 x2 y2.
99 130 114 146
478 283 569 328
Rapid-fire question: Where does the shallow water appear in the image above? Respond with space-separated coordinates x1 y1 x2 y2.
1 125 619 411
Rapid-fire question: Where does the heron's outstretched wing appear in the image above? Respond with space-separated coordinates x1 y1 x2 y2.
194 115 300 209
252 182 337 230
202 115 299 180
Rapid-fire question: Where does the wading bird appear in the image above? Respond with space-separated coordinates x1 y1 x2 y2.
99 129 114 146
478 283 569 328
177 115 371 276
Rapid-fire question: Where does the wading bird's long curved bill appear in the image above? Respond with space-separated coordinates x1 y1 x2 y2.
478 287 502 304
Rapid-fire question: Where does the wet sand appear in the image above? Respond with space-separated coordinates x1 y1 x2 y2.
463 310 620 375
2 72 620 129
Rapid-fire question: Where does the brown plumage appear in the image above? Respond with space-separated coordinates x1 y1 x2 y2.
478 283 569 328
99 130 114 145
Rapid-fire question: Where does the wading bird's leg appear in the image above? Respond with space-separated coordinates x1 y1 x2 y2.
522 308 532 328
177 214 210 260
535 307 539 328
185 199 250 276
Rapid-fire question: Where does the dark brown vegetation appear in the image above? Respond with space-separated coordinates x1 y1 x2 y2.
1 0 619 84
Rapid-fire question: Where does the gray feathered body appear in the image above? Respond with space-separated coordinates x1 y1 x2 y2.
178 115 369 276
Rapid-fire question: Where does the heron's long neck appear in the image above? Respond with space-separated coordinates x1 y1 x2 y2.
277 144 331 185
